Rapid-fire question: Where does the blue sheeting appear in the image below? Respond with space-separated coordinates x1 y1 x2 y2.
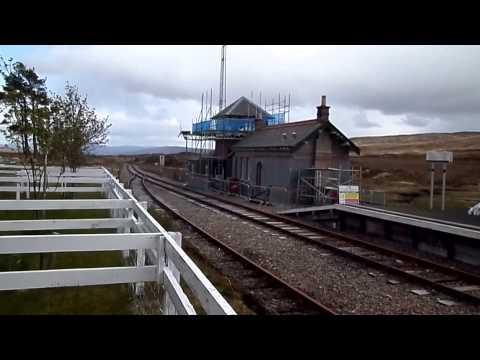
192 117 254 134
192 114 285 134
266 113 285 126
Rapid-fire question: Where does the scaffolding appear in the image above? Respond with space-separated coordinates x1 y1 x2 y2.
296 167 362 205
262 93 291 125
181 91 291 155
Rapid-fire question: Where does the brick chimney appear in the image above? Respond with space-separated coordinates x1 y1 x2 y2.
316 95 330 122
255 113 265 131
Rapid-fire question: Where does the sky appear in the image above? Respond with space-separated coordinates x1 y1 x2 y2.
0 45 479 147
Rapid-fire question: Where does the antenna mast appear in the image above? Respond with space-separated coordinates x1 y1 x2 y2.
219 45 227 111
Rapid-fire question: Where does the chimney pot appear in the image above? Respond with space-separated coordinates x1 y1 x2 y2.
317 95 330 122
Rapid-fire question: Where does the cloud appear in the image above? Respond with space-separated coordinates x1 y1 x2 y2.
352 111 380 128
403 114 431 127
1 45 480 146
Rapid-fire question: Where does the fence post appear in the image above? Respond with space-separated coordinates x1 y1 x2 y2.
16 183 20 200
163 232 182 315
116 183 125 233
135 245 146 297
157 233 166 313
124 189 133 232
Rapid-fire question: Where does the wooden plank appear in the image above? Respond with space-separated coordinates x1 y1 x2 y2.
0 233 159 254
0 186 102 193
19 173 107 179
4 165 106 178
0 218 133 232
0 170 17 175
0 177 107 184
165 237 236 315
15 165 105 173
0 164 26 169
0 266 157 291
164 232 181 314
135 247 146 296
163 268 196 315
0 199 133 211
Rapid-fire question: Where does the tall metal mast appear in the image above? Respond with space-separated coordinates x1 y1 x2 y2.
219 45 227 111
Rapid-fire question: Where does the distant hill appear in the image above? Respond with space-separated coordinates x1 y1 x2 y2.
351 131 480 156
88 145 185 156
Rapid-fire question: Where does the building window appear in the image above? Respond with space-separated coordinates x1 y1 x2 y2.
256 161 262 186
239 157 243 180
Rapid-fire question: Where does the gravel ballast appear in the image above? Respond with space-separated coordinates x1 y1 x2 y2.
128 169 480 314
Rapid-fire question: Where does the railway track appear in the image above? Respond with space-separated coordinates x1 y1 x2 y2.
128 170 335 315
128 165 480 309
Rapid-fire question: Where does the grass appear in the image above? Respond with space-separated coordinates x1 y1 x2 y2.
0 190 135 315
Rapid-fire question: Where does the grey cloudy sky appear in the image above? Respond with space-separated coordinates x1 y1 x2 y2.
1 45 479 146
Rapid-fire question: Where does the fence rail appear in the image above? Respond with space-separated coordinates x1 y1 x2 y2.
0 168 107 199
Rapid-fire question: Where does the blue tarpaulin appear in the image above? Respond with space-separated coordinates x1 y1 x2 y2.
192 114 285 134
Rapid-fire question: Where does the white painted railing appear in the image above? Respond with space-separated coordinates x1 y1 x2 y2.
0 165 107 199
0 164 236 315
102 167 235 315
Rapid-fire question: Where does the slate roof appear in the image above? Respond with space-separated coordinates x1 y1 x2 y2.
212 96 271 119
232 119 360 154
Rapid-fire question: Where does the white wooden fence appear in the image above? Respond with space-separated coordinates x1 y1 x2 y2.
0 165 107 199
0 164 236 315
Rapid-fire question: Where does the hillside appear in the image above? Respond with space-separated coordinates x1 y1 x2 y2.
351 131 480 156
350 132 480 213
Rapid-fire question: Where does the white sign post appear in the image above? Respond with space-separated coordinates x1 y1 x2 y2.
426 151 453 211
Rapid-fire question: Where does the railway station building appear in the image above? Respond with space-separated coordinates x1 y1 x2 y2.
183 96 360 205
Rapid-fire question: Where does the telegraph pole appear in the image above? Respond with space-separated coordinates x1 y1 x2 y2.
219 45 227 111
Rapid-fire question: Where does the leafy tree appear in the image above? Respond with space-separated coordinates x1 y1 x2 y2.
0 56 51 199
50 83 111 172
1 58 111 269
0 57 55 269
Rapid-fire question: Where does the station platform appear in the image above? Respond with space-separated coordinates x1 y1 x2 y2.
279 203 480 265
280 204 480 240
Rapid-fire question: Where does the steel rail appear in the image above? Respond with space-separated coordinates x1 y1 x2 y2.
129 165 480 306
130 170 336 315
